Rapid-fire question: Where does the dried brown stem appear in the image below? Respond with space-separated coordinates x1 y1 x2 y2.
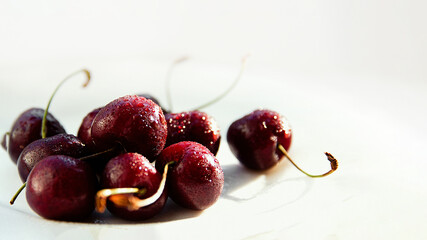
278 144 338 178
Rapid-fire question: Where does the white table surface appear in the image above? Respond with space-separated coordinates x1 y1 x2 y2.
1 1 426 239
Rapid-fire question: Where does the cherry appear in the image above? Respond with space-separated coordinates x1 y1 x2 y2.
227 109 292 170
137 93 161 106
156 141 224 210
91 95 168 160
77 107 124 174
17 133 87 182
8 69 92 205
3 69 90 164
137 93 169 114
227 109 338 176
165 111 221 155
25 155 97 221
77 107 121 172
5 108 66 164
77 107 101 151
96 152 168 221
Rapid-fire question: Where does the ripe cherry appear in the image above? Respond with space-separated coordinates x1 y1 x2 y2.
3 69 90 164
96 153 168 221
77 107 124 174
156 141 224 210
17 133 87 182
91 95 168 160
9 69 92 205
227 109 292 170
165 111 221 155
227 109 338 176
137 93 169 114
25 155 98 221
6 108 66 164
77 107 101 151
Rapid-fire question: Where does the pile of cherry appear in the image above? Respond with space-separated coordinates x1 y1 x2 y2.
2 69 338 222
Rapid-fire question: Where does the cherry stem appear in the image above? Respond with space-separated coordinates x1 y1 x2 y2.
10 182 26 205
95 161 174 213
165 56 190 113
10 70 91 206
95 188 146 213
78 146 119 162
191 54 250 111
9 138 114 206
41 69 91 138
277 144 338 178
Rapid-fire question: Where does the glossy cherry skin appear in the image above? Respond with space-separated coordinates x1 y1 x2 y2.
91 95 167 160
17 133 87 182
156 141 224 210
227 109 292 170
77 107 101 151
137 93 169 114
77 107 123 174
26 155 97 221
101 153 168 221
7 108 66 163
165 111 221 155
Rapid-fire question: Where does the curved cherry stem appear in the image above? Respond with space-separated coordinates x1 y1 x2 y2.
41 69 91 138
278 144 338 178
10 70 90 206
191 55 250 111
10 182 26 205
95 188 147 213
95 161 174 212
165 56 190 113
78 146 121 162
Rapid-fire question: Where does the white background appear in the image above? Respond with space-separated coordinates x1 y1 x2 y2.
0 1 426 239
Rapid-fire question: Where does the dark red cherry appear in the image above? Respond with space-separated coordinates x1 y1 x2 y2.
7 108 66 163
227 109 292 170
165 111 221 155
6 69 90 164
137 93 161 106
17 133 87 182
91 95 167 160
156 141 224 210
77 107 101 151
100 152 167 221
26 155 97 221
227 109 338 177
77 107 123 174
137 93 169 114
